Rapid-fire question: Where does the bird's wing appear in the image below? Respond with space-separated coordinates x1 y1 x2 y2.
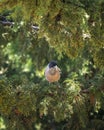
55 66 61 73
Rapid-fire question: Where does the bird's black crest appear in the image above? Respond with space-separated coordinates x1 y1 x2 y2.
49 61 57 68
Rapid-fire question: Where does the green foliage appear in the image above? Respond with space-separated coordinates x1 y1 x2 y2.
0 0 104 130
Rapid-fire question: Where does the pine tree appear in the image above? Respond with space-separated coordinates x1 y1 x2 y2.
0 0 104 130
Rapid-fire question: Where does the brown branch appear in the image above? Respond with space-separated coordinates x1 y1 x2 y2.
80 89 90 94
80 85 104 95
0 20 39 30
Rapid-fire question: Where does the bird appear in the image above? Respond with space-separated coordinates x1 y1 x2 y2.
44 61 61 83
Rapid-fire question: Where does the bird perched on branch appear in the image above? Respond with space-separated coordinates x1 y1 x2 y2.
44 61 61 83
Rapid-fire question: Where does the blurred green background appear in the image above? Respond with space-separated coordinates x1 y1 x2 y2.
0 0 104 130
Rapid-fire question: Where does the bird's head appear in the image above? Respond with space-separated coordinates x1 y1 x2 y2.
48 61 57 68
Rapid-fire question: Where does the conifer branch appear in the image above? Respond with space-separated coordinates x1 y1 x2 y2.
61 0 85 9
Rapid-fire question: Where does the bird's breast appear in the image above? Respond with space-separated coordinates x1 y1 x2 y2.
45 67 60 83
